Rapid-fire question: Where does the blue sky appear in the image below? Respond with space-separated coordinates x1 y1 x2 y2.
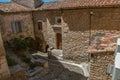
0 0 56 2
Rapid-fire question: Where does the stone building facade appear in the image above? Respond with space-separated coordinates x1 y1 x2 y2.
0 0 120 80
33 9 90 62
33 7 120 62
1 13 35 41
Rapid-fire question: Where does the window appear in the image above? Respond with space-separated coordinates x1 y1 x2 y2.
55 17 62 25
11 20 24 34
38 21 43 30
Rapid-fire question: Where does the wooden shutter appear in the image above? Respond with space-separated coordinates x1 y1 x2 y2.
11 22 17 34
21 20 24 32
15 22 19 33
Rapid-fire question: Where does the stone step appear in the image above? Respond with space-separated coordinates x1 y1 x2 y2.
32 51 48 57
9 65 28 80
32 51 48 60
31 58 48 68
27 66 43 77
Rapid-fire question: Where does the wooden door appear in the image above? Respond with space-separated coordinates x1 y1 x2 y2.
56 33 62 49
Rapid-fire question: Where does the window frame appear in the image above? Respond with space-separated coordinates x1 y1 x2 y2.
37 20 43 31
11 20 24 34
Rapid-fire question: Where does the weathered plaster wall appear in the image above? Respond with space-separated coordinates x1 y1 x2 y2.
1 12 35 41
0 16 10 79
90 51 114 80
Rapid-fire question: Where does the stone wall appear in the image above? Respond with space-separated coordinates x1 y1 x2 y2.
33 10 90 62
62 8 120 62
90 51 114 80
33 7 120 62
1 12 35 41
89 8 120 79
90 8 120 51
33 11 62 51
0 27 10 79
62 9 90 62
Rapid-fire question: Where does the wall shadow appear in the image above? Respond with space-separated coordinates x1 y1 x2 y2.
40 55 88 80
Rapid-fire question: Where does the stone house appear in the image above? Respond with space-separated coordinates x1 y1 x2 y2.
0 0 120 80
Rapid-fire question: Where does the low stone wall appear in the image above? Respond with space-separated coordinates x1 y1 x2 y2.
90 51 114 80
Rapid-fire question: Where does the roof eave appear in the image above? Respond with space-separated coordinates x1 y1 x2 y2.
36 4 120 11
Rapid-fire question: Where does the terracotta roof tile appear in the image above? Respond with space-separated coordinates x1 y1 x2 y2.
38 0 120 10
0 2 30 12
0 0 120 12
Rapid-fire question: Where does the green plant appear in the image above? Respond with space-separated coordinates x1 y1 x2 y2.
12 37 30 51
21 56 31 63
6 56 17 66
29 63 36 69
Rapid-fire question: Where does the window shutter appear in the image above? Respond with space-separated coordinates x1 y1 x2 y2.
11 22 16 34
21 20 24 32
15 22 18 33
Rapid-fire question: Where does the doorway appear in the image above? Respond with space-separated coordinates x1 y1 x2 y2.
56 33 62 49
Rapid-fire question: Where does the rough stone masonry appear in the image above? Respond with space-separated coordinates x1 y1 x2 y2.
0 16 10 79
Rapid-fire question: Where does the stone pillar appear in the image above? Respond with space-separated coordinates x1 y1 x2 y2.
0 16 10 80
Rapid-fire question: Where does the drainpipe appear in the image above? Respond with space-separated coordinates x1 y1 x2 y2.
89 11 93 46
88 10 94 80
60 8 63 50
88 11 93 62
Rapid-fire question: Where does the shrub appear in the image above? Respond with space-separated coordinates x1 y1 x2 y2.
12 37 30 51
21 56 31 63
29 63 36 69
6 56 17 67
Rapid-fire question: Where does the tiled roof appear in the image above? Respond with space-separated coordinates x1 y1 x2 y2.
39 0 120 10
0 2 30 12
0 0 120 12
